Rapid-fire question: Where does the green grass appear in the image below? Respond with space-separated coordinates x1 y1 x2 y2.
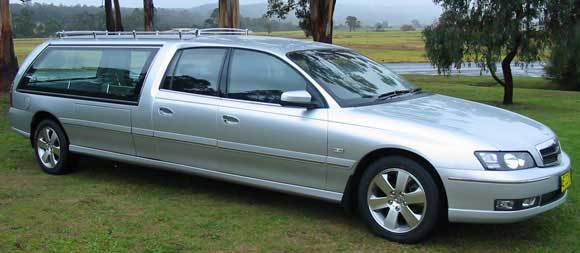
13 38 45 63
15 30 426 64
1 76 578 252
260 30 426 62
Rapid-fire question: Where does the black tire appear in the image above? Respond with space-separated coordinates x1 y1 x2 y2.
33 119 73 175
357 156 441 243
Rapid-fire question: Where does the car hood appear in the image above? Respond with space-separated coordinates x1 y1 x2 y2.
337 94 554 150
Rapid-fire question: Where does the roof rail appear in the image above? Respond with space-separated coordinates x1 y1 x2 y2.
55 28 251 40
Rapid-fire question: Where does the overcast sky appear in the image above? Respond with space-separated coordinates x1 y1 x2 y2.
11 0 436 8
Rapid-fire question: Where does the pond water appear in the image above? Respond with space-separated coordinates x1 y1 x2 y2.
384 62 547 77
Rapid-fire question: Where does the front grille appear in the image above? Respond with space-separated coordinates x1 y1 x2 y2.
539 140 561 166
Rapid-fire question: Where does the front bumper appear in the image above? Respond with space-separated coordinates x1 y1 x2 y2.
438 152 572 223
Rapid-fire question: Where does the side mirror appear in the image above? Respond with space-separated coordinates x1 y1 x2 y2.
281 90 313 107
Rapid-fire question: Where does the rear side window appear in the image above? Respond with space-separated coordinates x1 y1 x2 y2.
18 47 158 103
162 48 227 96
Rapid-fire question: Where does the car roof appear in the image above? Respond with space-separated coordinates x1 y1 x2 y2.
47 35 346 55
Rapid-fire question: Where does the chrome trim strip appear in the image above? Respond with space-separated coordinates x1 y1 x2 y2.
158 89 220 101
218 140 326 164
132 127 154 136
60 118 131 133
220 97 283 107
447 176 552 184
11 127 30 138
154 130 216 146
69 145 343 202
326 157 356 168
17 89 139 106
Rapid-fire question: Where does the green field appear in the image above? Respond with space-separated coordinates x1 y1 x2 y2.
260 30 427 62
14 30 426 63
2 31 578 252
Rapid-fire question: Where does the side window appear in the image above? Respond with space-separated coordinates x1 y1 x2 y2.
18 47 158 102
227 49 309 104
162 48 227 96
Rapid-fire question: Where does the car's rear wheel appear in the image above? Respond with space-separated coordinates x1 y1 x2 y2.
357 156 441 243
33 120 73 175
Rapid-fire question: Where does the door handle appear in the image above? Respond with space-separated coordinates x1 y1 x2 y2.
159 107 174 116
222 115 240 124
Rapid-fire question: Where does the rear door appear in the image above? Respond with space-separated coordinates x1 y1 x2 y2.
18 46 159 155
149 47 228 169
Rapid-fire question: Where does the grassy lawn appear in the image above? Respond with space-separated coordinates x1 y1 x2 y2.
1 76 578 252
14 30 426 64
261 30 426 62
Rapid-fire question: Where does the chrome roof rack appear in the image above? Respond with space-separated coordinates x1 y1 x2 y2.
56 28 251 40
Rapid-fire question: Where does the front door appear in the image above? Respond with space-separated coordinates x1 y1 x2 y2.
217 49 328 189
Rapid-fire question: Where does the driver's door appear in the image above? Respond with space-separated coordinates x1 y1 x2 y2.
216 49 329 189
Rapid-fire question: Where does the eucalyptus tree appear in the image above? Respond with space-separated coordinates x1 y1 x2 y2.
104 0 116 31
423 0 549 105
267 0 336 43
0 0 18 93
545 0 580 90
345 16 359 32
114 0 124 31
143 0 154 31
219 0 240 28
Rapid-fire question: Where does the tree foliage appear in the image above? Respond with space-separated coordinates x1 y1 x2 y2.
345 16 360 32
423 0 549 105
545 0 580 90
400 24 416 31
266 0 336 43
266 0 311 37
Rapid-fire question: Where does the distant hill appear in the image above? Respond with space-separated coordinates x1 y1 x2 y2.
191 2 441 27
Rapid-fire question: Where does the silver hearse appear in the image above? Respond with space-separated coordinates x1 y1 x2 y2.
8 29 572 243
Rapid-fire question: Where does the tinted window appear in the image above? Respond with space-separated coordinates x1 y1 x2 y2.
228 49 308 104
19 47 158 102
162 48 227 96
287 50 418 107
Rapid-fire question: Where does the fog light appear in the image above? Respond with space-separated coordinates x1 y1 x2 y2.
522 197 538 208
495 200 515 210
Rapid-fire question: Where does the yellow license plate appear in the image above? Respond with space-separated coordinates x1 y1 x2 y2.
561 171 572 192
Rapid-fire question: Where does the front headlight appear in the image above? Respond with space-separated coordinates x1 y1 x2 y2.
475 151 536 170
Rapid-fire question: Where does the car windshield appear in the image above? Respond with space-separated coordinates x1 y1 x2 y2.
287 49 418 107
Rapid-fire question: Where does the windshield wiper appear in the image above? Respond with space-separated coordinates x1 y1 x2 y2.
377 88 422 100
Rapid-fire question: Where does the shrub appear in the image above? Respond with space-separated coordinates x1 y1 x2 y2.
400 24 416 31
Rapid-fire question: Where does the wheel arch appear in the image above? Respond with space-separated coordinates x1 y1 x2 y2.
29 111 68 147
341 148 448 219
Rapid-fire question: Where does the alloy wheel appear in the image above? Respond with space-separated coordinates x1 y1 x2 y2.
367 168 427 233
36 126 61 169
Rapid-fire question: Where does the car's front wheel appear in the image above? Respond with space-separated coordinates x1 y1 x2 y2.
357 156 442 243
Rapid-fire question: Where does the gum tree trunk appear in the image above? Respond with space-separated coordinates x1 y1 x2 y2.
143 0 154 31
219 0 240 28
309 0 336 44
113 0 124 31
0 0 18 94
104 0 116 31
500 34 522 105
